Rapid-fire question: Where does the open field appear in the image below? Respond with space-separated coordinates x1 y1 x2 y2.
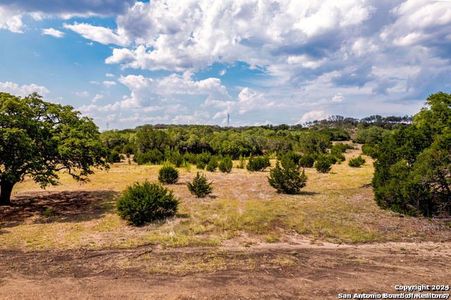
1 147 450 299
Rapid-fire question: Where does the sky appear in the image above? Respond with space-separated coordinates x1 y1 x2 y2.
0 0 450 129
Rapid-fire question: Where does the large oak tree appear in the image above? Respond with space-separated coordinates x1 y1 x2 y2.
0 92 108 205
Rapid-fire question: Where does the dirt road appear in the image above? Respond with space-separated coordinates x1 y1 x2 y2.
0 241 449 299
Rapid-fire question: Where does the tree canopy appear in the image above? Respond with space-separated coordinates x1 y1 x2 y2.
0 92 108 205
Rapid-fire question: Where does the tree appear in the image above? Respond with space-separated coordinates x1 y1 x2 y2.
0 92 108 205
268 159 307 194
372 92 450 216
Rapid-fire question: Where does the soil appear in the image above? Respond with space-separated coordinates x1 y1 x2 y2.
0 241 450 299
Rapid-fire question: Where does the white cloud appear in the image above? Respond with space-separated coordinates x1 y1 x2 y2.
63 23 129 46
92 94 104 103
0 81 49 97
0 6 23 33
331 93 344 103
102 80 117 87
42 27 64 38
297 110 329 124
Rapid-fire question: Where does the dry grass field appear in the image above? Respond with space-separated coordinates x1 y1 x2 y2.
0 147 450 299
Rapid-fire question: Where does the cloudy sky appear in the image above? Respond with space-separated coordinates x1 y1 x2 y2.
0 0 450 129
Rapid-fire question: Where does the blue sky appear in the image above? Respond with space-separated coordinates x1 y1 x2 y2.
0 0 450 129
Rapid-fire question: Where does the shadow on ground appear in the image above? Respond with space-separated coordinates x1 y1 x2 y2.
0 190 118 228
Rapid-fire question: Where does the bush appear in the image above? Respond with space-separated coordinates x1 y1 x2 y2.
206 157 218 172
107 150 121 163
314 156 332 173
218 156 233 173
247 156 270 171
299 154 315 168
165 149 184 167
134 149 164 165
196 161 206 170
268 160 307 194
187 172 213 198
362 144 377 157
348 156 365 167
117 181 178 226
158 164 179 184
278 151 302 167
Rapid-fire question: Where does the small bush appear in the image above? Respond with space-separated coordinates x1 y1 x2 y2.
348 156 365 167
107 150 121 163
268 160 307 194
314 156 332 173
165 149 184 167
247 156 270 171
362 144 377 157
196 161 206 170
218 157 233 173
299 154 315 168
117 181 178 226
278 151 302 167
187 172 213 198
206 157 218 172
158 164 179 184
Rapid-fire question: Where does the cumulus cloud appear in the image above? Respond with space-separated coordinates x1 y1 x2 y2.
42 27 65 38
297 110 329 124
0 81 49 97
0 6 23 33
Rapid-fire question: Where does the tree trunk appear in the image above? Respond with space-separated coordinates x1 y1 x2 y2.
0 180 14 206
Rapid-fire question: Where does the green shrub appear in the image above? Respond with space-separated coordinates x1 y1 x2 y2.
268 160 307 194
165 149 184 167
278 151 302 167
299 154 315 168
314 156 332 173
218 157 233 173
247 156 270 171
196 161 206 170
206 157 218 172
117 181 178 226
134 149 164 165
187 172 213 198
158 164 179 184
348 156 365 167
107 150 121 163
362 144 377 157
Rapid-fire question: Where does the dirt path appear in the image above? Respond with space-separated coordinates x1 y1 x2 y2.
0 241 450 299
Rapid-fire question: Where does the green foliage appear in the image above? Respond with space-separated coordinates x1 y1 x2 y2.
218 157 233 173
314 155 333 173
206 157 218 172
361 144 377 157
158 164 179 184
299 154 315 168
348 156 365 167
165 149 184 167
373 92 450 217
246 156 270 171
0 92 108 204
354 126 386 144
268 160 307 194
196 161 206 170
134 149 164 165
107 150 121 163
117 181 178 226
278 151 302 167
187 172 213 198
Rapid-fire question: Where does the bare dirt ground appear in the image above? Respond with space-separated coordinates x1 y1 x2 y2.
0 241 450 299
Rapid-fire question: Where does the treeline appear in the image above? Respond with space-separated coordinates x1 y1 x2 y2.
101 125 350 164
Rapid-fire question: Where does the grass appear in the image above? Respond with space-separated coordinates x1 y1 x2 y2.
1 147 449 251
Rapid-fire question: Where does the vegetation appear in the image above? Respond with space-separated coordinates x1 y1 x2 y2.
268 159 307 194
158 164 179 184
348 156 366 168
187 172 213 198
314 156 333 173
206 157 218 172
0 92 108 205
117 181 179 226
299 154 315 168
371 92 450 217
247 156 271 171
218 157 233 173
